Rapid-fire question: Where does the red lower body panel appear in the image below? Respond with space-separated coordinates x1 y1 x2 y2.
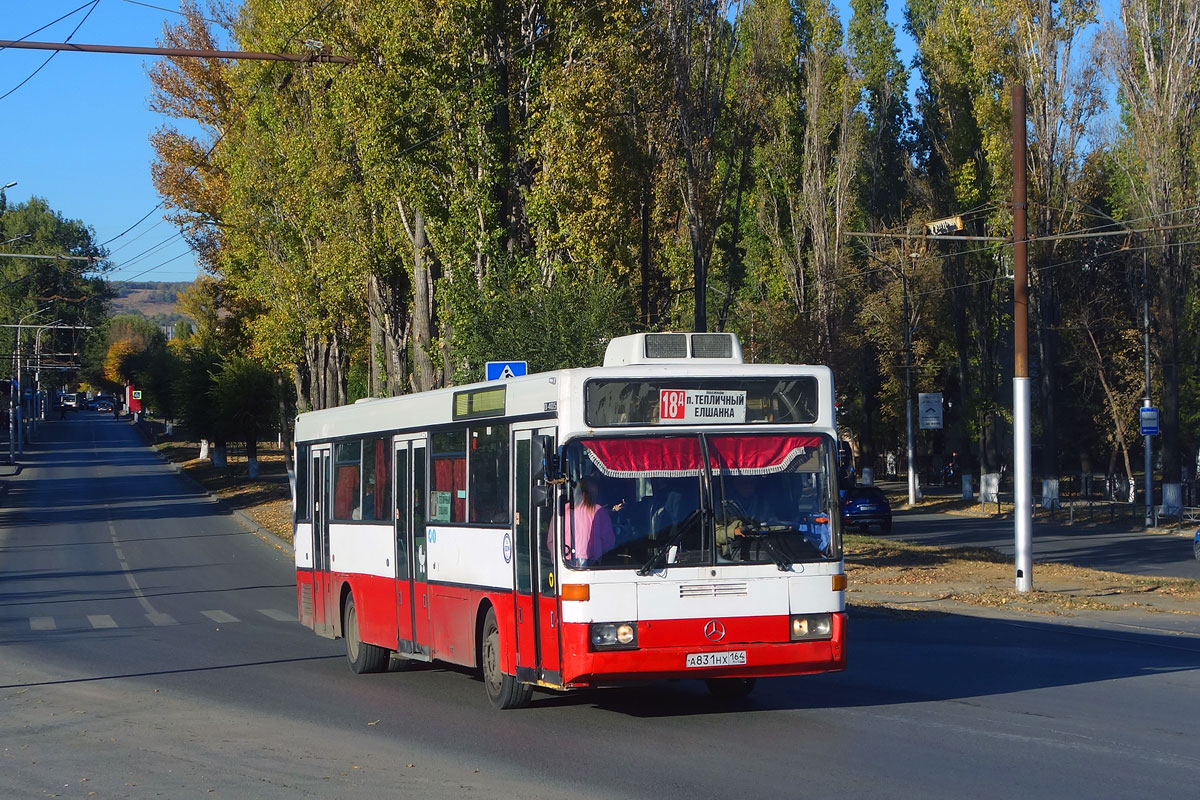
559 611 846 687
297 569 518 672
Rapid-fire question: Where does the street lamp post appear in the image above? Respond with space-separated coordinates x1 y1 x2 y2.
32 321 62 430
12 306 51 456
1141 251 1154 526
902 258 917 507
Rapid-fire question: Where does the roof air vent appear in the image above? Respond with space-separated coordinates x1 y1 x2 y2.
645 333 688 359
690 333 734 359
602 332 745 366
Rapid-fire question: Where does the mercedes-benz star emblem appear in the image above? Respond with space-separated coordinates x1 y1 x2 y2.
703 620 726 642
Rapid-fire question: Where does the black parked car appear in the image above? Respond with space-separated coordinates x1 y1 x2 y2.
840 485 892 534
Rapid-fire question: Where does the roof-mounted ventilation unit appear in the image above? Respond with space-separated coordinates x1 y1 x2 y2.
602 332 744 366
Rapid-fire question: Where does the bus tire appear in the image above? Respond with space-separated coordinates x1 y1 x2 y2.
343 593 388 674
706 677 756 700
481 608 532 710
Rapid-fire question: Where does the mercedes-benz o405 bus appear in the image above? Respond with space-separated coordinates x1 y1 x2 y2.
294 332 846 708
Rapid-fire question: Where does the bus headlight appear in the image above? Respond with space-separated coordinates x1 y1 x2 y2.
589 622 638 650
790 613 833 641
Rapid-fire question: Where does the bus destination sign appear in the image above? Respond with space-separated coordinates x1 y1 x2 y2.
659 389 747 424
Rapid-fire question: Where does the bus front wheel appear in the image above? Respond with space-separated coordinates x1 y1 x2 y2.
343 593 389 674
481 608 532 710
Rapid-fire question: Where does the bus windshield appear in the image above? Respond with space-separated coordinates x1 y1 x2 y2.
562 433 840 570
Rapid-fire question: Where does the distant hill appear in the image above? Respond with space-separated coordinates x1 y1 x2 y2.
109 281 194 328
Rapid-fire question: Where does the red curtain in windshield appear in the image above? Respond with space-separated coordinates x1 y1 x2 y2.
581 435 822 478
706 435 822 475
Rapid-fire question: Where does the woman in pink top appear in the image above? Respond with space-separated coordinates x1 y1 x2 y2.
569 476 615 565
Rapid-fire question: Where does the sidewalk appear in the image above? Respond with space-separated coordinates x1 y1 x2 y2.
846 481 1200 635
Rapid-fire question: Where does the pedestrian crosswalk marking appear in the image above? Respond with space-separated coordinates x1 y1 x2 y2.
259 608 294 622
13 609 296 630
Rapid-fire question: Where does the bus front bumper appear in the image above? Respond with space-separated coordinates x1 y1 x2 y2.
558 611 846 687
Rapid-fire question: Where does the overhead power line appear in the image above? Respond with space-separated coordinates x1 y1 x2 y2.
0 38 353 63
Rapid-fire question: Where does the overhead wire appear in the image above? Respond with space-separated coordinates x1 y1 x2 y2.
118 0 220 25
96 0 345 267
0 1 101 102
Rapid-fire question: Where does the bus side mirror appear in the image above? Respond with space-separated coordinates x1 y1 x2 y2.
532 435 557 508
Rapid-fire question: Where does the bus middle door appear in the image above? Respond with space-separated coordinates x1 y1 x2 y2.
513 429 562 684
409 440 432 657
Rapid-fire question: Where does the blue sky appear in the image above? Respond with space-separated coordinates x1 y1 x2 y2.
0 1 1121 286
1 1 205 282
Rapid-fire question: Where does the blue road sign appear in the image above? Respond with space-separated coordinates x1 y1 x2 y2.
485 361 528 381
1140 406 1159 436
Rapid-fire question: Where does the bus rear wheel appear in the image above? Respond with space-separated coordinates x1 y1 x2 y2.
481 608 532 710
343 593 389 674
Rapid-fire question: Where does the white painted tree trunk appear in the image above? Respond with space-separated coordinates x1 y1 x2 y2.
247 456 259 479
212 445 227 468
199 439 210 460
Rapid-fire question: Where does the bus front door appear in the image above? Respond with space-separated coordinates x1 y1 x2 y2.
513 429 561 685
312 448 335 637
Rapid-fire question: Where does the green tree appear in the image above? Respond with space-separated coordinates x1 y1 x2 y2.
1106 0 1200 500
212 356 279 478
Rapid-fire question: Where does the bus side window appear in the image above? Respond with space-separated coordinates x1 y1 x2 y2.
431 430 467 523
469 425 509 524
361 437 392 522
333 440 362 521
294 445 310 523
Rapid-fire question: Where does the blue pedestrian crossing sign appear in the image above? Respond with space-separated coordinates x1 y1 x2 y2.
485 361 528 381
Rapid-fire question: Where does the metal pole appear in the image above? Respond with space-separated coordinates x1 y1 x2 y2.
12 307 51 456
1143 250 1154 526
903 270 917 507
1012 84 1033 593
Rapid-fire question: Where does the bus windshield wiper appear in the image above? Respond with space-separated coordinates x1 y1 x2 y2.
738 521 794 572
637 509 702 576
761 531 794 572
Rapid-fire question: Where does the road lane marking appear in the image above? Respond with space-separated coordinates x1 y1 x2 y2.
29 616 56 630
105 506 171 623
259 609 295 622
88 614 117 628
201 610 239 624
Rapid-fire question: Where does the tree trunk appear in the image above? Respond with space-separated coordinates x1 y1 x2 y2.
409 206 440 393
278 372 293 474
639 176 653 328
367 270 410 397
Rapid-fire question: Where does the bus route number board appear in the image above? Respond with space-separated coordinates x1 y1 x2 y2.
660 389 747 424
686 650 747 668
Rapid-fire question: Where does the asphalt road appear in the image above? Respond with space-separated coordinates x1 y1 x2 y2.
2 415 1199 798
886 493 1200 580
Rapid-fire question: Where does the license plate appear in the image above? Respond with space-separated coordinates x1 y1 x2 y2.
858 505 876 511
686 650 747 668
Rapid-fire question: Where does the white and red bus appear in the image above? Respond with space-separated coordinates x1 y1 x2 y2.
294 332 846 708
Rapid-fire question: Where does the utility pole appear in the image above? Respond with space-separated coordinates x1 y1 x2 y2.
1143 250 1154 526
1012 85 1033 594
902 261 917 507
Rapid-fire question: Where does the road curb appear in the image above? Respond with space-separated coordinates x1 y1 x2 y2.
160 456 295 553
